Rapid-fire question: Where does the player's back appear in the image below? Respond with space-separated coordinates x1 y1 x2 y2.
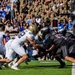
14 29 34 45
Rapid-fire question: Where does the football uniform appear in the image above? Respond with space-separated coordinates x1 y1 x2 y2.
0 31 6 54
44 33 68 57
5 39 16 60
5 29 34 60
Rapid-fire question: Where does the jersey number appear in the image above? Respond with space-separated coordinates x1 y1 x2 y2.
18 31 25 38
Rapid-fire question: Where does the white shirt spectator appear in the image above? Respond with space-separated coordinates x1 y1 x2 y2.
5 24 13 32
36 18 42 25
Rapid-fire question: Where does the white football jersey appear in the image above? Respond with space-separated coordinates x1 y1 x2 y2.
14 29 35 45
0 31 5 44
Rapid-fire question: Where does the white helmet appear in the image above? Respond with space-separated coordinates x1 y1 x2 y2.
28 24 38 35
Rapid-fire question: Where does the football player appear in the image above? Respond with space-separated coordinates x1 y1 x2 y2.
0 24 39 70
41 28 75 64
0 25 6 69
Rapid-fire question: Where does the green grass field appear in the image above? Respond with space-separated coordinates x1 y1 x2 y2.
0 60 72 75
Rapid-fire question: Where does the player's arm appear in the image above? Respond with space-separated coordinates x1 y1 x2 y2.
26 36 40 49
40 44 55 57
47 44 55 51
2 35 6 45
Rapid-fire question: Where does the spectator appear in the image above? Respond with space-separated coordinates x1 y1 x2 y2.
12 24 19 33
22 3 29 14
18 22 24 32
5 23 13 33
41 22 46 28
25 23 29 29
5 11 11 20
65 19 73 31
0 6 2 18
5 30 10 42
12 18 19 27
45 17 50 26
18 16 23 24
57 20 65 32
1 8 6 20
36 15 42 25
16 0 20 13
26 15 33 25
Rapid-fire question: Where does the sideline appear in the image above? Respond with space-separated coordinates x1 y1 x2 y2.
72 63 75 75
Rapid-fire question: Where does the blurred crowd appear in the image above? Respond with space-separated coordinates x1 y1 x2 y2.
0 0 74 33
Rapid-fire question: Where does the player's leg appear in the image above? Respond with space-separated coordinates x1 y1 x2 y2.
0 54 4 69
0 47 14 63
55 48 66 68
0 44 7 69
55 56 66 68
68 45 75 57
11 45 28 70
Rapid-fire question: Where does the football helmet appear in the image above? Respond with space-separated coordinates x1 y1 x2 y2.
40 27 50 39
37 31 43 38
28 24 38 35
36 27 50 39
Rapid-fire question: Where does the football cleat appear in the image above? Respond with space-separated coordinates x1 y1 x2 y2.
11 65 20 70
24 58 31 65
59 62 66 68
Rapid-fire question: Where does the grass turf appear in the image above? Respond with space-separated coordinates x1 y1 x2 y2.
0 60 72 75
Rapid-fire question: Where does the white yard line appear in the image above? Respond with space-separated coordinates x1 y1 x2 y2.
72 63 75 75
